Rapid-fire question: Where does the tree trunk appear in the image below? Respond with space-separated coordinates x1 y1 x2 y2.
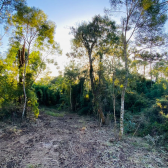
88 51 94 92
120 89 125 138
150 62 152 81
22 41 30 119
113 96 116 127
112 57 117 132
119 40 128 138
22 61 27 119
88 50 105 124
18 44 25 104
112 73 116 131
18 49 22 104
70 84 72 110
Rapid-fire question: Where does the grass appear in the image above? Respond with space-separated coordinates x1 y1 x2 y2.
45 111 65 117
27 164 41 168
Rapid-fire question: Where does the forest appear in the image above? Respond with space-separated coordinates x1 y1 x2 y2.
0 0 168 167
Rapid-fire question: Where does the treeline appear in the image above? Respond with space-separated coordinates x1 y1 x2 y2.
34 65 168 143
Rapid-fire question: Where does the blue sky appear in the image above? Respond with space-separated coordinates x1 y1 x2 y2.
26 0 110 52
27 0 111 76
0 0 111 76
0 0 167 76
27 0 110 25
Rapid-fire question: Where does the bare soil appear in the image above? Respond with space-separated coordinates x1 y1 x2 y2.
0 109 167 168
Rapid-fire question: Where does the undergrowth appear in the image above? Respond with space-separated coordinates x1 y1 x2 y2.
45 111 65 117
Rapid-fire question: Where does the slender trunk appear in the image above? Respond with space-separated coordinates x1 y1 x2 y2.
22 42 30 119
99 54 102 87
22 60 27 119
144 64 146 77
150 45 152 85
70 84 72 110
113 88 117 137
18 49 22 104
120 40 128 138
112 58 116 131
150 62 152 81
18 44 25 104
120 90 125 137
88 51 94 92
113 96 116 126
113 74 116 130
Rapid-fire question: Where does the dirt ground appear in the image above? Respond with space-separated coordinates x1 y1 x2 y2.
0 109 168 168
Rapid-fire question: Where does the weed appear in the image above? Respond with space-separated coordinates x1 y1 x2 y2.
45 111 65 117
27 164 41 168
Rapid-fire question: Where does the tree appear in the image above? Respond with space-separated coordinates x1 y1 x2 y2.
104 51 122 135
9 4 58 118
64 61 80 110
71 15 118 124
152 56 168 81
109 0 167 137
0 56 18 109
0 0 26 42
0 0 26 22
135 51 164 80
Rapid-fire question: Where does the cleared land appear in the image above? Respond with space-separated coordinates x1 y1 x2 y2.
0 108 167 168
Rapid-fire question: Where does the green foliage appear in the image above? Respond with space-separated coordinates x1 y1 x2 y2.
124 120 136 134
0 3 60 120
10 4 56 48
136 97 168 144
71 15 118 49
34 84 60 106
27 89 39 118
45 111 65 117
0 0 26 24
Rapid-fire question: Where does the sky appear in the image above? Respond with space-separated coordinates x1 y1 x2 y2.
0 0 167 77
27 0 111 76
0 0 111 76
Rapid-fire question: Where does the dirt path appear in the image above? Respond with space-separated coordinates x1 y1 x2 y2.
0 110 167 168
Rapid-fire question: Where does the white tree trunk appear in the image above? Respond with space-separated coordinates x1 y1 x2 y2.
113 95 116 129
22 58 27 119
112 59 117 132
119 38 128 138
120 90 125 137
22 43 30 119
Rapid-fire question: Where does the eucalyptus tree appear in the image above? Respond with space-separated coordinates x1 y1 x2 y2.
109 0 167 137
0 0 26 22
71 15 118 124
0 0 26 42
9 4 58 118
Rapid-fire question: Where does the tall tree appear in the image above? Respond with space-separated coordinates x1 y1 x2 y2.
109 0 167 137
9 5 58 118
71 15 118 124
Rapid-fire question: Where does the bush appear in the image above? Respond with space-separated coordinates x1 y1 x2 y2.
124 112 136 133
